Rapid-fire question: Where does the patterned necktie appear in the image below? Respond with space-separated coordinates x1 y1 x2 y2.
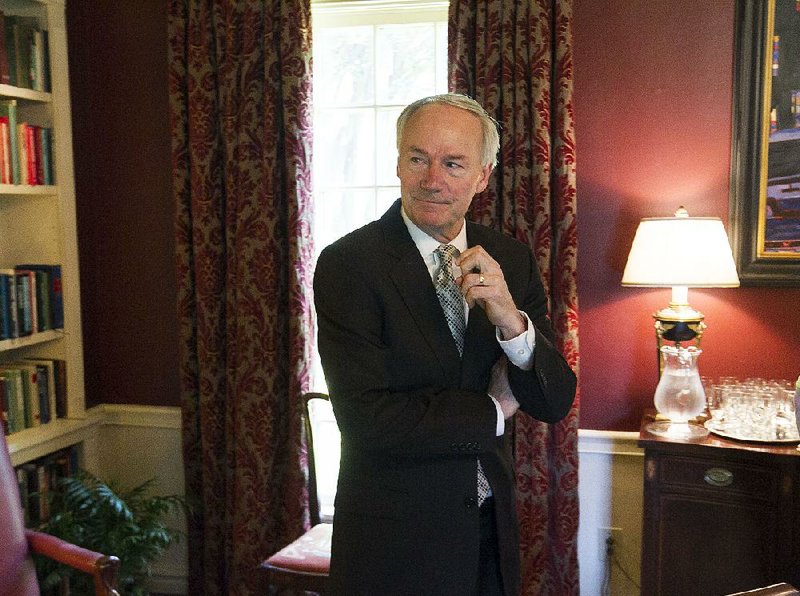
433 244 491 505
434 244 466 355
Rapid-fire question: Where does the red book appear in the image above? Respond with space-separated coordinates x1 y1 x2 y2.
0 116 8 184
25 123 37 185
33 125 42 184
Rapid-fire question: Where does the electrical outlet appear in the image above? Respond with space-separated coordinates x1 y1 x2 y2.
600 526 623 558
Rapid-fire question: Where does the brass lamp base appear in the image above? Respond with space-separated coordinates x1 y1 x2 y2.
653 300 706 374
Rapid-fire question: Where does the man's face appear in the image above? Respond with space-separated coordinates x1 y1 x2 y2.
397 104 493 243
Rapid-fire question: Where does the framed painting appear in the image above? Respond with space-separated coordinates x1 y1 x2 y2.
729 0 800 286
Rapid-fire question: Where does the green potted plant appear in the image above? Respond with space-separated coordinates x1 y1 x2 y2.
35 469 184 596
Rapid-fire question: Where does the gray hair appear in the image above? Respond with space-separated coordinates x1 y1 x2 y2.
396 93 500 168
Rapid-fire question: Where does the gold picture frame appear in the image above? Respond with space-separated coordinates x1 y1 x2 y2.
729 0 800 286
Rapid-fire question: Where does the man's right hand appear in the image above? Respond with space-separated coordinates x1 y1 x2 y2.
488 356 519 419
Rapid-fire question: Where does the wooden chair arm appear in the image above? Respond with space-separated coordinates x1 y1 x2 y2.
25 530 121 596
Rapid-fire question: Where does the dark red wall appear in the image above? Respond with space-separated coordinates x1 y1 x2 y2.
574 0 800 430
64 1 799 425
66 1 179 408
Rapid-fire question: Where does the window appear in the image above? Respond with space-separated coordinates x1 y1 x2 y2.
308 1 448 517
311 0 448 391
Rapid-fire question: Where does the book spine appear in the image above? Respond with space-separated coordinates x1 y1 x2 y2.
14 271 31 335
24 123 35 185
53 359 66 418
33 125 42 185
0 100 18 184
34 269 50 331
2 369 25 432
0 116 8 184
16 467 30 526
41 29 50 92
4 272 18 337
16 122 26 185
0 376 7 435
46 266 63 329
40 127 51 185
32 29 42 92
3 17 15 89
14 270 38 334
35 364 49 423
0 273 9 339
0 11 9 85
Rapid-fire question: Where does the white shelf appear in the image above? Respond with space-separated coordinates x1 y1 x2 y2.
0 328 63 352
0 183 57 196
6 415 100 467
0 83 51 103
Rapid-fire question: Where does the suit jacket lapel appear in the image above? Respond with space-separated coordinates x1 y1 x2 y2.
381 202 462 380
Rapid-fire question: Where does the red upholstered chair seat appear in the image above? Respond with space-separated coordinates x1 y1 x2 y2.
260 393 336 593
263 522 332 577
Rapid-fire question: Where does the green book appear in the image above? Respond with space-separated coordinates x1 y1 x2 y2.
0 368 24 432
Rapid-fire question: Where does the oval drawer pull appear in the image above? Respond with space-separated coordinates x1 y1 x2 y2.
704 467 734 487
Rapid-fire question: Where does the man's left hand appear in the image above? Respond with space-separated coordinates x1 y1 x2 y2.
456 245 526 340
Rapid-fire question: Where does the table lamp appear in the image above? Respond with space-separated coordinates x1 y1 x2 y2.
622 207 740 437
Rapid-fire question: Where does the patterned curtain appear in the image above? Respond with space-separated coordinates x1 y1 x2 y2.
168 1 314 594
449 0 580 593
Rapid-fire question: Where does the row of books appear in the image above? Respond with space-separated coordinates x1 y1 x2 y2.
0 264 63 340
0 99 54 185
0 11 50 92
15 445 76 528
1 358 67 435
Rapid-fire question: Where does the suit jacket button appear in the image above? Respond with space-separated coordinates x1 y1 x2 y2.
464 497 477 509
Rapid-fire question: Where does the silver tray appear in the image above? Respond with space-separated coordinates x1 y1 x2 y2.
705 420 800 444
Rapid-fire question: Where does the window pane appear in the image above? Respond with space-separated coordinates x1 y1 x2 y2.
314 189 377 257
314 26 374 106
315 108 375 187
376 24 437 104
436 22 448 92
377 187 401 215
376 107 402 186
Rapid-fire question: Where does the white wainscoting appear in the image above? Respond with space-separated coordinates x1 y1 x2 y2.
577 430 644 596
91 406 645 595
94 404 187 595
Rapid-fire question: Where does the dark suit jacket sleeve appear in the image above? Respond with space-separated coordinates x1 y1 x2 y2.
314 245 498 460
507 249 577 423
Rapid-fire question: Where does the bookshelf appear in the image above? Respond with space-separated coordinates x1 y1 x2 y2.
0 0 88 468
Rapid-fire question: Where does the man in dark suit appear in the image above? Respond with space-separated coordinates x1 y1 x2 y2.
314 94 576 596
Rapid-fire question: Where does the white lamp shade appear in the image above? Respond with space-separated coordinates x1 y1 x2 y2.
621 215 740 287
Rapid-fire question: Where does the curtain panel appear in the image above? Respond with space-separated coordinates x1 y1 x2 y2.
449 0 580 593
168 1 314 593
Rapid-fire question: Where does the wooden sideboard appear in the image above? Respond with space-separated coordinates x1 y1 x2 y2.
639 414 800 596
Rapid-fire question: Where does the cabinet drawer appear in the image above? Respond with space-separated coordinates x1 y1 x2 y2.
657 455 781 500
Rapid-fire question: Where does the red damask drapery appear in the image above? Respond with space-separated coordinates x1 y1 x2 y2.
168 1 314 594
449 0 580 593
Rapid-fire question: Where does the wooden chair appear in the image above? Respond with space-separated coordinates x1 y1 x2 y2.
0 438 120 596
726 584 800 596
261 392 337 594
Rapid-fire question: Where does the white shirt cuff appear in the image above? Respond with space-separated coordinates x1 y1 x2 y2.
496 310 535 371
489 395 505 436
